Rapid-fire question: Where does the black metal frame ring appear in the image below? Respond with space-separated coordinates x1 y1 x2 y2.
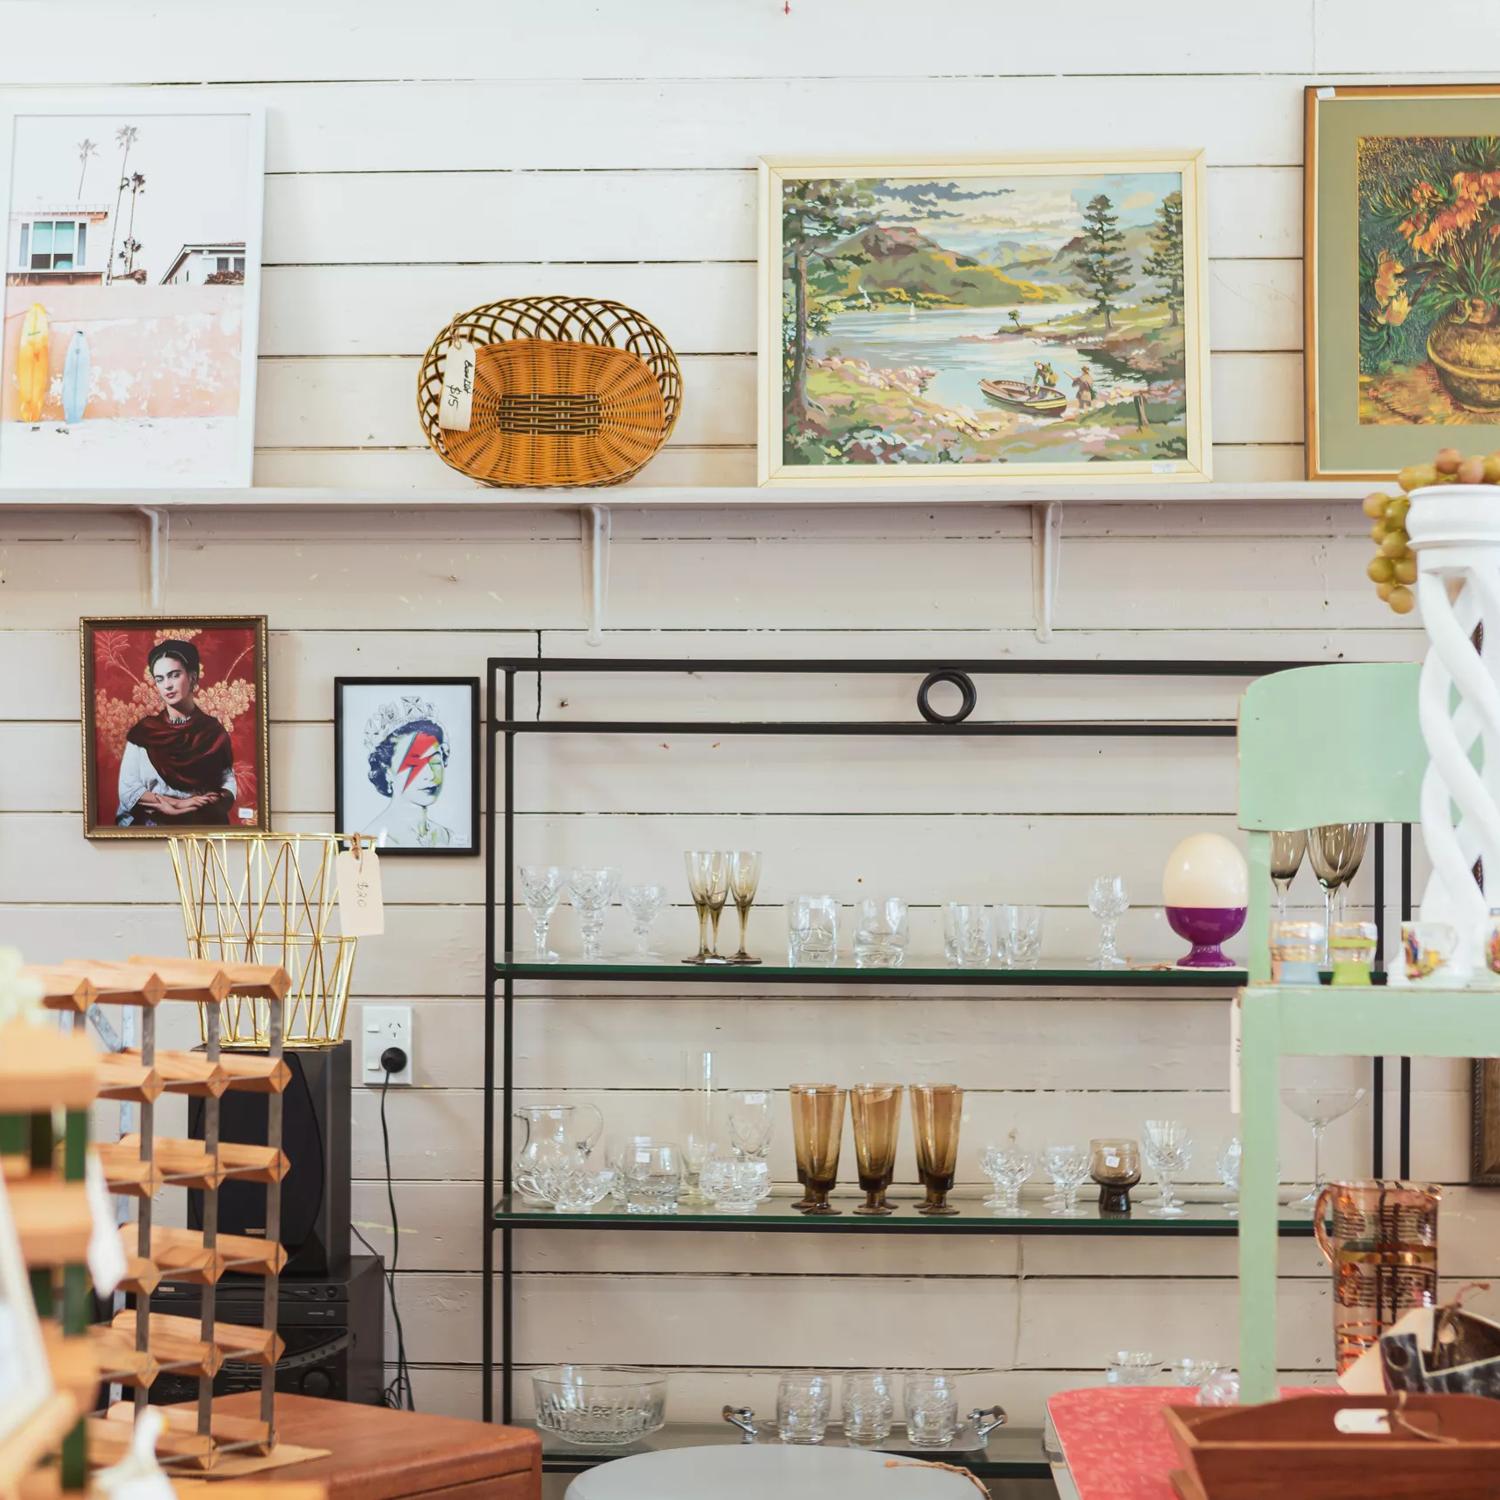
916 670 978 724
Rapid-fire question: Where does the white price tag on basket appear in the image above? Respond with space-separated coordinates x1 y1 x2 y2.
438 338 477 431
1230 995 1242 1114
336 841 385 937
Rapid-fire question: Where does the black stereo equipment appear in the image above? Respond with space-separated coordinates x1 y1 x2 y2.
189 1040 350 1277
143 1254 384 1406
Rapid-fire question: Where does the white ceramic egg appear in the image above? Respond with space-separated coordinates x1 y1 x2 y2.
1162 833 1249 909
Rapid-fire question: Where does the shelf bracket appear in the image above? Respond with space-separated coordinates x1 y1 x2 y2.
1030 501 1061 643
139 506 169 610
580 504 611 647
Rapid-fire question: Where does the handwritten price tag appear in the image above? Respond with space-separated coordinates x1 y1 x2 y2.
438 338 477 431
336 845 386 937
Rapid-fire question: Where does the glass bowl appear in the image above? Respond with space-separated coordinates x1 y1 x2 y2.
532 1366 668 1448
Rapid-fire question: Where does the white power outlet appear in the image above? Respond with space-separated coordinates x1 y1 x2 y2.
362 1005 413 1086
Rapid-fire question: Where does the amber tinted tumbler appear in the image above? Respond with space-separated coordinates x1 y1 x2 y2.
789 1084 846 1215
911 1084 964 1216
850 1084 904 1216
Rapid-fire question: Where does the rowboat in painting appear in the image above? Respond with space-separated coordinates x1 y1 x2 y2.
979 378 1068 417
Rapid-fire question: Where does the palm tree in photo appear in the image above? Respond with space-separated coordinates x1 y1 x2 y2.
122 172 146 273
75 138 97 201
105 123 138 285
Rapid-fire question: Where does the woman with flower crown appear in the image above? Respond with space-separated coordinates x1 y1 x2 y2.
360 695 454 848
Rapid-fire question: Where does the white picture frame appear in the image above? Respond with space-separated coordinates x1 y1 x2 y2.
0 1173 54 1451
0 91 265 488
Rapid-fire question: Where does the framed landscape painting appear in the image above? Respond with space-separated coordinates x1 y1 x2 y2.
1307 85 1500 480
757 154 1211 486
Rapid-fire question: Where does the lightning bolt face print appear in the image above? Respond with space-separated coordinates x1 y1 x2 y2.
395 731 440 792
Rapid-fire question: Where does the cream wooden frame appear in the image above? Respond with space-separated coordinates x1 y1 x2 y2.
757 152 1212 488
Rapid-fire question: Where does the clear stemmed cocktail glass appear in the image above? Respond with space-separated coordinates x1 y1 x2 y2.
1142 1118 1192 1218
980 1143 1034 1214
1216 1136 1243 1218
519 865 567 961
567 866 621 960
1281 1086 1367 1211
727 850 763 965
683 851 730 964
1269 831 1308 922
621 882 668 957
1043 1142 1091 1217
1088 876 1129 969
1308 825 1369 957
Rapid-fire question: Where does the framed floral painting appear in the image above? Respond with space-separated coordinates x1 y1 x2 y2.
757 154 1211 486
1307 85 1500 480
80 615 269 839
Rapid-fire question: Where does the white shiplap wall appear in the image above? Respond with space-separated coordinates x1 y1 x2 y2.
7 3 1500 1478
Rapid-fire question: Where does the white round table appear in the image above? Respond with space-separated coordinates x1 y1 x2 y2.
565 1444 980 1498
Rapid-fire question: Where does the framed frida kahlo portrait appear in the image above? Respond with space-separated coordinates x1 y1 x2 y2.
80 616 270 839
1307 85 1500 480
758 153 1211 486
334 678 479 857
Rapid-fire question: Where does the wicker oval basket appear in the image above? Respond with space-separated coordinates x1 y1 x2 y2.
417 296 683 488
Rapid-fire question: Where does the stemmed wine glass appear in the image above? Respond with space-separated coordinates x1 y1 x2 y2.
1269 831 1308 921
1043 1143 1091 1217
1281 1087 1366 1211
622 882 668 957
567 867 620 960
1308 825 1369 957
980 1143 1034 1214
1216 1137 1242 1218
727 851 763 965
683 851 730 964
1088 876 1129 968
518 865 566 961
1142 1119 1192 1218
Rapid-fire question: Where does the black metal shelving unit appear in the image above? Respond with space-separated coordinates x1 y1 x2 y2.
480 656 1410 1479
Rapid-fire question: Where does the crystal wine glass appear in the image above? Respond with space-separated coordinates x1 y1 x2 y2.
1088 875 1129 968
683 850 730 964
1216 1136 1242 1218
727 1089 774 1163
1281 1086 1366 1211
567 866 620 960
1142 1118 1192 1218
1269 831 1308 922
1308 825 1369 957
1043 1142 1091 1217
980 1143 1034 1214
727 850 763 965
518 864 566 961
621 882 668 956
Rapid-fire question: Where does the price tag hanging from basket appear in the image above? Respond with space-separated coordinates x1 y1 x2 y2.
336 833 386 938
438 337 477 432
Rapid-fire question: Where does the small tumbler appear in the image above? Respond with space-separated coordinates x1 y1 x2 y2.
777 1371 832 1444
841 1370 895 1447
903 1370 960 1447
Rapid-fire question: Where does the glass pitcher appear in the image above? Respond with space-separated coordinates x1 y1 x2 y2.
513 1104 604 1206
1314 1179 1441 1372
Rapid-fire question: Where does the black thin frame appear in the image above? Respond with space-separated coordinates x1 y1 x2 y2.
333 676 480 857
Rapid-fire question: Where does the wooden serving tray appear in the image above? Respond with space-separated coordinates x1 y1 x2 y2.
1163 1394 1500 1499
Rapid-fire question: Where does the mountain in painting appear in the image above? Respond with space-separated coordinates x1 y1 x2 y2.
983 224 1168 297
828 222 1064 309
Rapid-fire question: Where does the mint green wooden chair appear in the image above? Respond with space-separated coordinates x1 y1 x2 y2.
1236 662 1425 1399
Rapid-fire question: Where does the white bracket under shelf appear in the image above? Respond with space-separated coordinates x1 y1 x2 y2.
1030 501 1061 642
139 506 169 610
581 504 611 646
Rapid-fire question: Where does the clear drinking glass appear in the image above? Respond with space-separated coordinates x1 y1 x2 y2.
786 895 840 966
1142 1118 1192 1218
1216 1137 1242 1217
1043 1143 1091 1217
841 1370 895 1447
727 851 763 965
567 866 621 960
699 1144 762 1214
683 850 730 964
943 902 995 967
853 897 909 967
622 1141 682 1214
1168 1357 1226 1389
680 1049 716 1202
607 1134 655 1204
777 1372 832 1444
727 1089 774 1162
1308 824 1369 957
980 1144 1033 1214
1269 830 1308 922
1088 876 1129 968
998 904 1044 968
621 882 668 956
1281 1086 1366 1210
1105 1351 1158 1387
903 1371 960 1448
518 864 566 961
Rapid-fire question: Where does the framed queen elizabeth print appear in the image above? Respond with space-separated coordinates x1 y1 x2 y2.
334 678 479 856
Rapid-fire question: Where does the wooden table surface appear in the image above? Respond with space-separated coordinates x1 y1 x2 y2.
196 1395 542 1500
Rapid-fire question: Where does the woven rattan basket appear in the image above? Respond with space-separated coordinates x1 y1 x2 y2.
417 296 683 488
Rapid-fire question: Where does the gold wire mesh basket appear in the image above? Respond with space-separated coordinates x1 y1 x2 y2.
168 832 357 1047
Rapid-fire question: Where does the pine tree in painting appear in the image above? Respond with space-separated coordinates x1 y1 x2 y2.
1142 190 1185 327
1070 193 1133 331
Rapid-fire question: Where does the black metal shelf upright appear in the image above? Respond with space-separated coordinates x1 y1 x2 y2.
480 656 1412 1456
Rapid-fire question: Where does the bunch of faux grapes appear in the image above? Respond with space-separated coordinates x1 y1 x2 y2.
1363 448 1500 615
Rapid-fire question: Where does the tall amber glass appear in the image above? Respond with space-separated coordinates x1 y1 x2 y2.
911 1084 964 1216
789 1083 846 1215
850 1084 903 1216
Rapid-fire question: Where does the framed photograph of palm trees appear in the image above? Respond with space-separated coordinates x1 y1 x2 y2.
757 153 1211 487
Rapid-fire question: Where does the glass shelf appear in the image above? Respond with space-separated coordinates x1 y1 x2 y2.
528 1418 1051 1479
493 1193 1313 1237
496 954 1244 988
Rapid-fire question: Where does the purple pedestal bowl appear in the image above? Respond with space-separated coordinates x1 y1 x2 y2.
1165 905 1246 969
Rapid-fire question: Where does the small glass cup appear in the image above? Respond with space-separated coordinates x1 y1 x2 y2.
1404 920 1458 982
607 1134 655 1205
1090 1138 1141 1215
700 1145 762 1214
777 1372 832 1444
1328 920 1378 987
842 1370 895 1447
903 1371 960 1448
998 904 1044 968
979 1143 1033 1214
1198 1370 1241 1406
854 897 909 968
622 1141 682 1215
1167 1357 1226 1389
1105 1351 1158 1387
786 895 840 967
1270 919 1324 983
1216 1137 1242 1216
727 1089 774 1162
1043 1142 1091 1217
943 902 995 967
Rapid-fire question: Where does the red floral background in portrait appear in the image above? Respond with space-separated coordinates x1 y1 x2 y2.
89 623 263 828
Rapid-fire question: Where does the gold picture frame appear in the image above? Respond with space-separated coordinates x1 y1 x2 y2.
757 152 1212 487
79 614 270 840
1305 84 1500 480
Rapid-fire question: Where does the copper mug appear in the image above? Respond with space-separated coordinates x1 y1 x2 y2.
1314 1179 1440 1373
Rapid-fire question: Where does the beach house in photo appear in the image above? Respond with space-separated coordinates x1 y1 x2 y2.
161 240 246 285
6 204 111 286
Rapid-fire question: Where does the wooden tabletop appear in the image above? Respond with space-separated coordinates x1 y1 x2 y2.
196 1395 541 1500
